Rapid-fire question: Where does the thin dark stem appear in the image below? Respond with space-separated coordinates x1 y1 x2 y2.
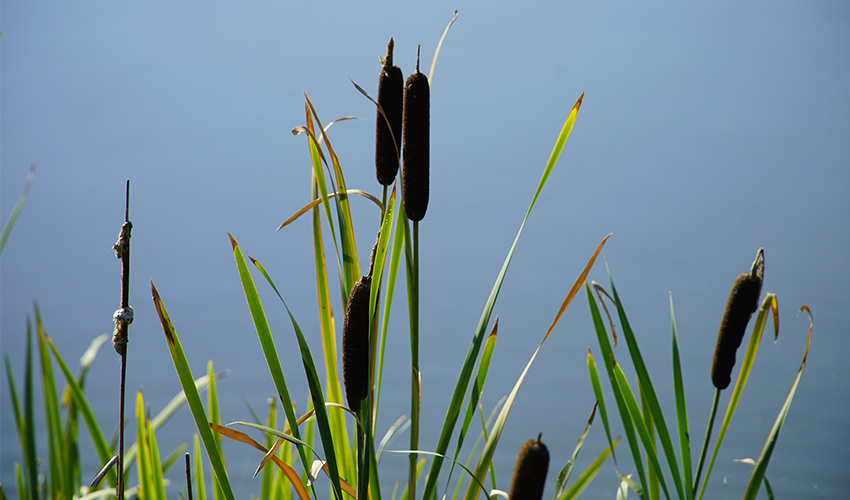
113 180 132 500
408 220 420 500
185 452 193 500
693 388 721 498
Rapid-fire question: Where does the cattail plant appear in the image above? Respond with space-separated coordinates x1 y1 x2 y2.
375 38 403 187
342 275 372 413
711 248 765 390
693 247 765 494
509 433 550 500
402 47 430 222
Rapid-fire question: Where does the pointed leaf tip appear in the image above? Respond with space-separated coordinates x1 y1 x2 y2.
228 233 238 250
575 91 585 110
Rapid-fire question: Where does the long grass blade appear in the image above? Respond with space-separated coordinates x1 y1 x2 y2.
228 235 316 488
585 349 618 469
136 391 154 500
0 163 35 255
462 236 608 500
669 296 693 500
210 423 310 500
427 10 459 85
554 402 598 495
742 306 813 500
558 439 621 500
237 249 345 500
36 308 68 498
585 283 648 498
611 362 672 500
151 282 236 500
607 279 685 500
45 335 114 478
277 189 383 231
421 93 585 499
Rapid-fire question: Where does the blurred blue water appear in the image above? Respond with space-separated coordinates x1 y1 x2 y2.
2 2 849 498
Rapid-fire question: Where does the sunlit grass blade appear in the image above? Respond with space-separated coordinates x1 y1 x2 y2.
305 96 360 292
446 320 498 489
4 329 37 500
277 189 383 231
462 236 608 500
554 402 598 495
194 434 207 500
427 10 459 85
228 235 316 487
585 283 648 498
36 307 69 498
45 335 114 483
586 349 618 470
558 438 620 500
151 282 236 500
371 186 396 430
421 93 585 499
148 412 167 499
669 295 693 500
697 293 776 499
210 423 310 500
607 278 685 500
611 361 672 500
742 306 813 500
0 163 35 256
136 391 154 500
235 248 345 500
124 371 227 474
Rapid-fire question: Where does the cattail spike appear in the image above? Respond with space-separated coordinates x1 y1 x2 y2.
711 248 765 390
342 276 372 412
375 38 404 186
509 434 550 500
402 59 430 221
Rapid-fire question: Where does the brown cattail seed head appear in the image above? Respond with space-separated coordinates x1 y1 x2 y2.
711 249 764 390
402 54 429 221
375 38 403 186
509 433 550 500
342 276 371 413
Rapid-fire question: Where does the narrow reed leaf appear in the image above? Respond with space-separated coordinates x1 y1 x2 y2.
698 293 776 500
427 10 459 85
669 295 693 500
375 38 403 186
0 163 35 255
45 335 113 477
447 319 499 487
508 434 549 500
305 94 361 287
194 435 207 500
228 235 316 486
585 284 648 499
147 417 167 500
554 402 598 495
276 189 383 231
124 371 226 474
371 187 396 428
742 306 813 500
135 391 154 500
463 238 608 500
586 349 618 469
611 361 672 500
421 94 587 499
36 311 67 498
210 423 310 500
607 277 686 500
558 438 621 500
23 318 38 500
151 282 236 500
4 355 32 500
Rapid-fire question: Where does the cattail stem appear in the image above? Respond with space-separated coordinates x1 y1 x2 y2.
692 387 720 498
113 180 132 500
408 220 421 500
